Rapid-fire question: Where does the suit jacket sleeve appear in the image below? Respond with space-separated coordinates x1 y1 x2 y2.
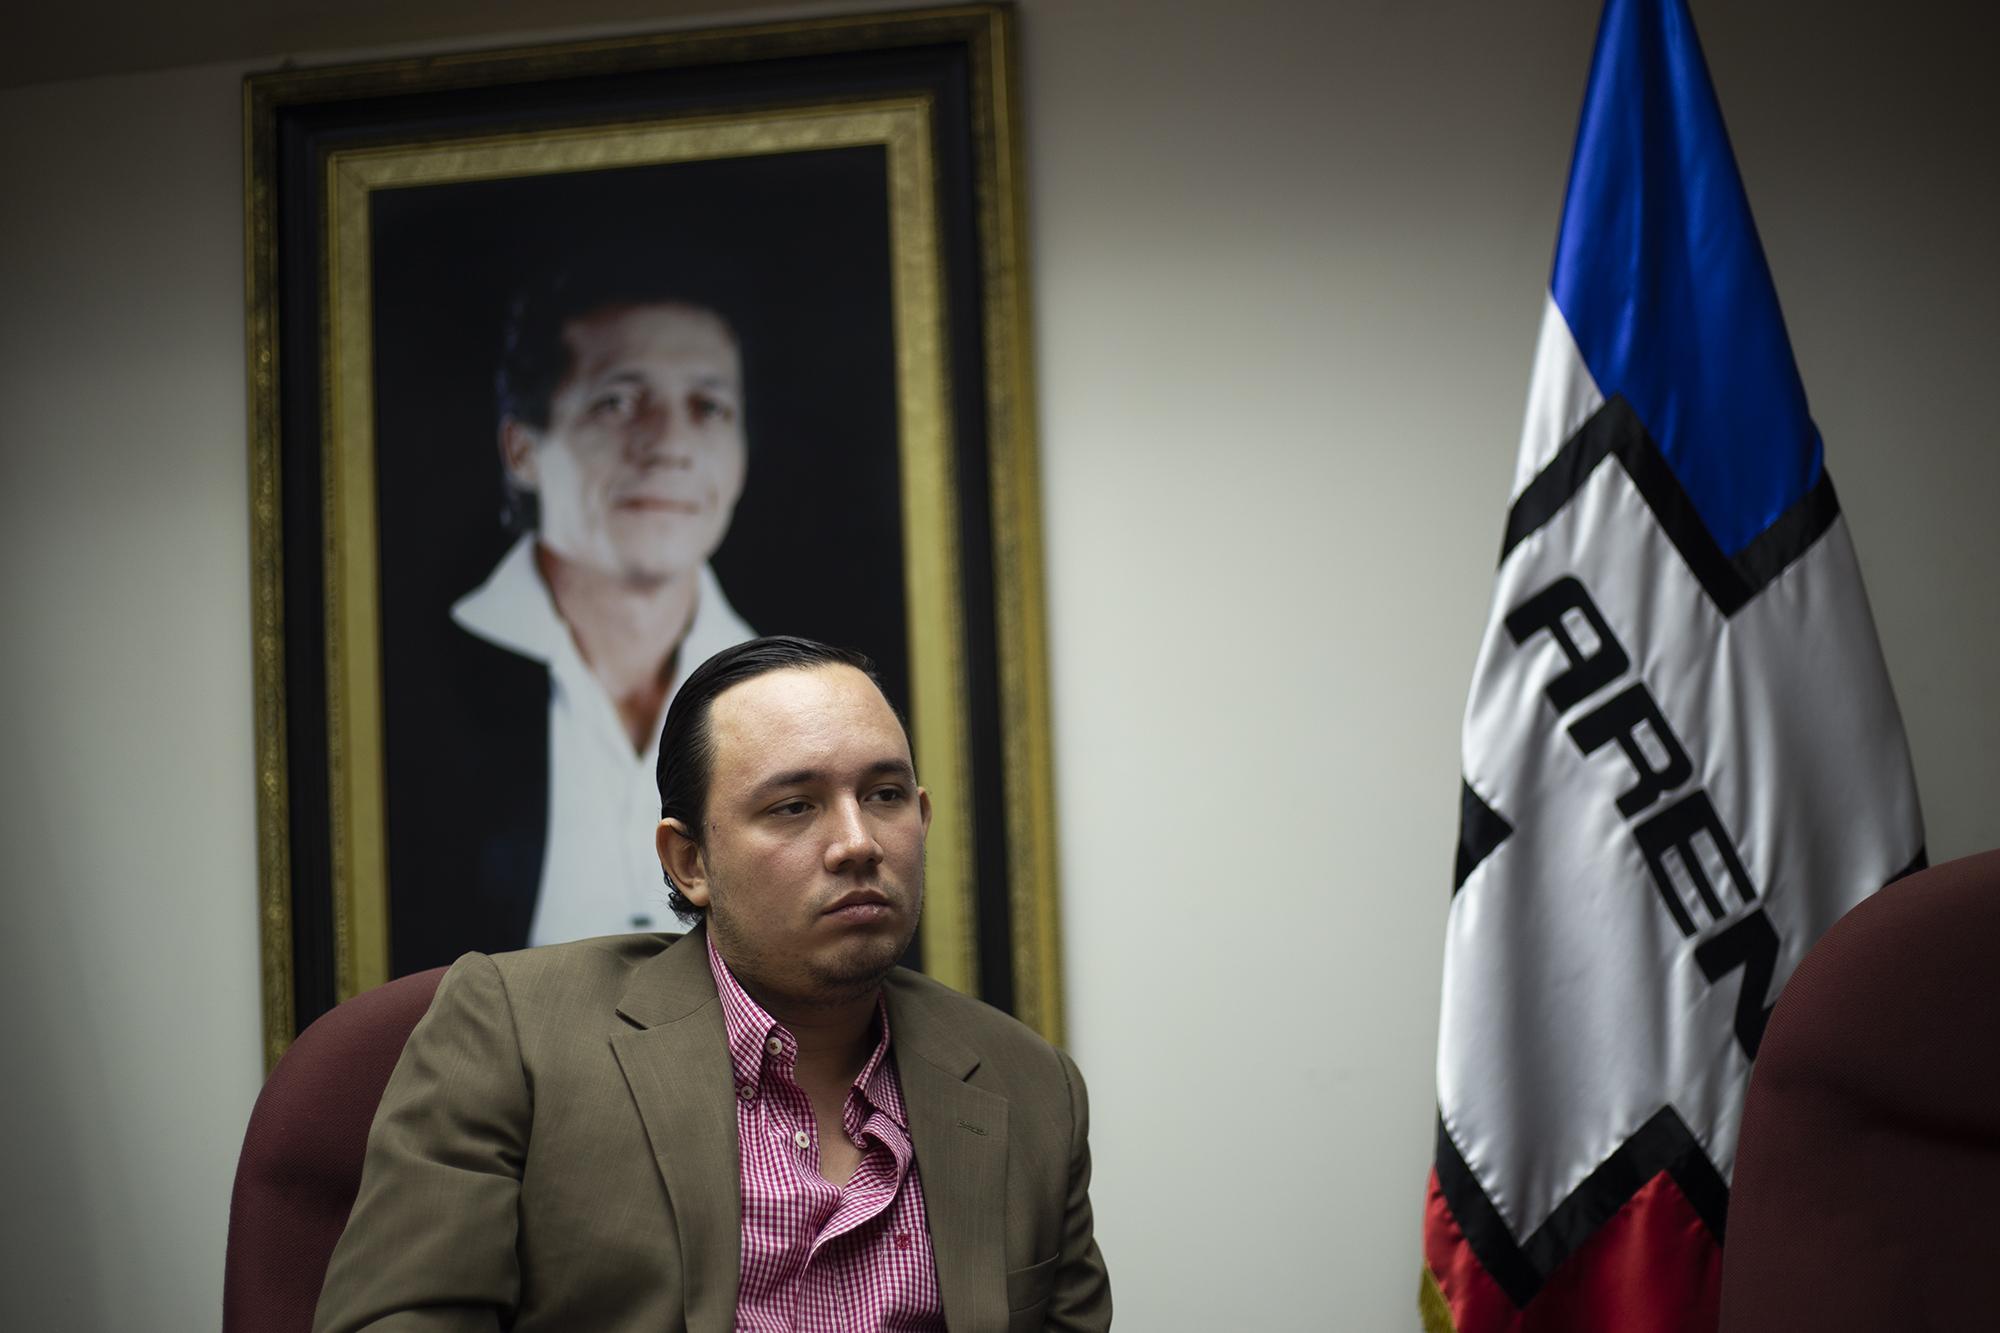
1047 1047 1112 1330
313 954 529 1333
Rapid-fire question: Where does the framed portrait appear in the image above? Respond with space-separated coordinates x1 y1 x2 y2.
245 4 1062 1068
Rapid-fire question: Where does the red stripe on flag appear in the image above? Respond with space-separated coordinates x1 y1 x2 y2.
1423 1169 1521 1333
1424 1168 1721 1332
1526 1171 1719 1332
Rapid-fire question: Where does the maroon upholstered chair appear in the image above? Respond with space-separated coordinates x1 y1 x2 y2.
1719 848 2000 1332
223 967 448 1332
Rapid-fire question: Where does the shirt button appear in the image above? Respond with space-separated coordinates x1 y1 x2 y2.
793 1129 811 1150
766 1036 784 1056
736 1082 753 1100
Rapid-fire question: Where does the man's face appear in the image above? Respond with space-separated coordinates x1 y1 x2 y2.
503 302 748 585
667 664 930 1006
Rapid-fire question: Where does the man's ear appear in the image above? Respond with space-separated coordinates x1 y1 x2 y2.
917 787 932 839
657 817 711 908
499 418 540 490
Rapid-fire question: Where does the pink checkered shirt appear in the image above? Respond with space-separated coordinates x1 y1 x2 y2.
708 937 945 1332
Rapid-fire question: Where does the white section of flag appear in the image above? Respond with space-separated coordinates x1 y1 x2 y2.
1509 298 1604 502
1438 298 1923 1242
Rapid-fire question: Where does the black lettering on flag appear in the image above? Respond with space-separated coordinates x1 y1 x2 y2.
1633 790 1757 936
1567 683 1694 817
1694 908 1780 1060
1488 566 1799 1072
1504 576 1629 713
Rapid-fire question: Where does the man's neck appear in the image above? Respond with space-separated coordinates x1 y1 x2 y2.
534 543 699 746
718 947 885 1092
756 983 882 1090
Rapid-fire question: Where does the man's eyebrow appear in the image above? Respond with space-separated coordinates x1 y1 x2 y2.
589 368 738 393
748 758 914 798
751 767 824 797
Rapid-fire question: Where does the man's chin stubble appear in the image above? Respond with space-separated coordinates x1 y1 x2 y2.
801 932 911 1004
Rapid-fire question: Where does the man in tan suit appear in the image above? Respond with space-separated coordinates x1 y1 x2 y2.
315 637 1110 1331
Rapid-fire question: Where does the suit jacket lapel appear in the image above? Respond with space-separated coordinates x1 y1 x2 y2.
609 927 740 1333
889 977 1011 1332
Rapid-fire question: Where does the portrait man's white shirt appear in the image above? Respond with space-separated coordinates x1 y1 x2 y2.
452 534 754 944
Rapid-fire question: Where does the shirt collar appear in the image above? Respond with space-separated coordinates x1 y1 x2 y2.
450 535 751 675
705 934 902 1124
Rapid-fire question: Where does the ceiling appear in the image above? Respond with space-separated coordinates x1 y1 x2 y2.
5 0 815 89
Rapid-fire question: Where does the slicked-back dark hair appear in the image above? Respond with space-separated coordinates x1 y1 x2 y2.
656 636 903 922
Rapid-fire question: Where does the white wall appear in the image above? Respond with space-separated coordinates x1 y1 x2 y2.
1 2 1993 1329
0 63 265 1330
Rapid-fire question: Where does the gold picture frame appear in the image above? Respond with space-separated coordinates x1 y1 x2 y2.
244 4 1062 1069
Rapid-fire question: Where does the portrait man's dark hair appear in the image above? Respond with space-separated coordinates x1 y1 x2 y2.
656 635 905 921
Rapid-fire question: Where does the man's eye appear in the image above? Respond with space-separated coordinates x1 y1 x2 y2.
690 393 735 424
867 786 907 804
770 799 810 817
589 389 638 418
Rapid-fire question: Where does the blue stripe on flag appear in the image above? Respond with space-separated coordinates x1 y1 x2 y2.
1550 0 1821 558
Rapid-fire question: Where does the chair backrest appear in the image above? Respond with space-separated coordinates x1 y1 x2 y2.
223 967 447 1333
1719 848 2000 1331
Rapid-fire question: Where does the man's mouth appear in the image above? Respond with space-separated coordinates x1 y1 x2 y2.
615 494 701 514
823 889 893 923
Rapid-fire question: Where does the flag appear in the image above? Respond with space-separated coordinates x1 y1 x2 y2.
1421 1 1925 1329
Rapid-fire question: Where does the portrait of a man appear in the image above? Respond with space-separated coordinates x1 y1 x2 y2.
452 271 758 948
250 15 1063 1049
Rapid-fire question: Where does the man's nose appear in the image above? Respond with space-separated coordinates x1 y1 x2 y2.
624 401 689 464
824 797 884 874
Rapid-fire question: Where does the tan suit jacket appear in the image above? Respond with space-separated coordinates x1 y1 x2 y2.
314 927 1110 1331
